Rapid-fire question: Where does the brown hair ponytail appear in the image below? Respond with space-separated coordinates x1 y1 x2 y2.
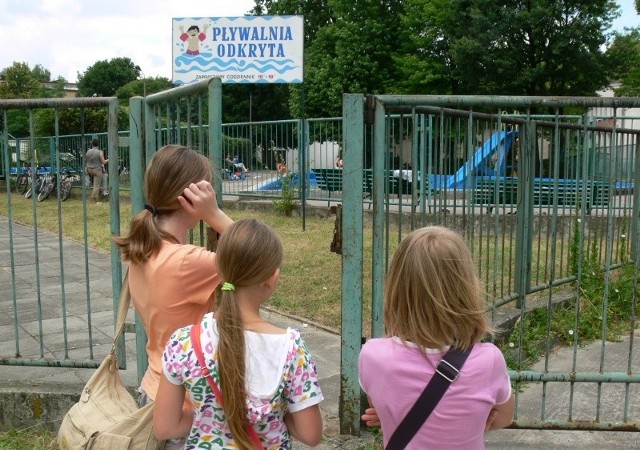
215 218 283 449
113 145 212 264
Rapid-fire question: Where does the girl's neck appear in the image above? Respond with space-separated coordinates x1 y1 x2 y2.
156 212 190 244
236 290 286 334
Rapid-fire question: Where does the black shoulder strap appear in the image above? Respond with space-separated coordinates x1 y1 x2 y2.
385 347 472 450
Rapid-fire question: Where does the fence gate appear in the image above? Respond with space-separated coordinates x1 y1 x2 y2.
0 96 125 371
340 94 640 434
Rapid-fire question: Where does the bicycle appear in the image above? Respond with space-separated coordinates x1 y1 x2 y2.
15 167 31 195
24 171 48 200
36 170 75 202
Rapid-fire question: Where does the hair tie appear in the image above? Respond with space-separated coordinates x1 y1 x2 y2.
221 282 235 292
144 203 157 217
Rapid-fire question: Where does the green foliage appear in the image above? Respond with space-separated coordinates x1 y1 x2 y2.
444 0 616 96
272 171 299 216
77 57 138 97
223 135 252 161
222 84 292 123
115 76 174 99
0 62 48 99
505 216 637 370
394 0 456 94
0 62 56 136
607 27 640 96
32 105 129 138
289 0 403 117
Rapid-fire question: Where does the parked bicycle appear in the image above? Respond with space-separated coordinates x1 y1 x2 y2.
36 170 75 202
22 169 49 200
15 167 32 195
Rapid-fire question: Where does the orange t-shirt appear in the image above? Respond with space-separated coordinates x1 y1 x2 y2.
129 241 221 399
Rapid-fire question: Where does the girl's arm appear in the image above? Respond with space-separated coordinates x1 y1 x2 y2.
485 393 515 431
153 374 193 440
284 404 323 447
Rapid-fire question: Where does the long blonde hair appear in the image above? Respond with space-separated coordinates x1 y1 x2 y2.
215 218 283 449
383 226 492 351
112 145 212 264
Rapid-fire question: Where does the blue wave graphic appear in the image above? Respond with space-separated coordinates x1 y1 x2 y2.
175 64 298 74
225 78 303 84
175 55 295 69
175 54 298 74
173 78 303 85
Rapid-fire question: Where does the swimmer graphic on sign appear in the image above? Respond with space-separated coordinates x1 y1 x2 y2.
179 23 210 55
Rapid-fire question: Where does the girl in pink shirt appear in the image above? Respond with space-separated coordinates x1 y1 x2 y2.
359 226 515 449
113 144 234 450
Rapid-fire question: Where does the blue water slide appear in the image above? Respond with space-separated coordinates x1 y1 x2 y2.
255 171 318 191
444 131 516 189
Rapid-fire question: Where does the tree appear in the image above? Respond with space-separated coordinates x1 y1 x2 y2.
289 0 404 117
222 84 292 123
395 0 458 94
77 57 139 97
252 0 335 44
413 0 620 97
440 0 617 173
238 0 337 120
0 62 58 137
0 62 48 99
606 28 640 96
115 76 174 99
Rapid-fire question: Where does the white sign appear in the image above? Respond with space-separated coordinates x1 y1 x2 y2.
172 16 304 85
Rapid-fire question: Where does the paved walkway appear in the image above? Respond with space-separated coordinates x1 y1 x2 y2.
0 217 638 449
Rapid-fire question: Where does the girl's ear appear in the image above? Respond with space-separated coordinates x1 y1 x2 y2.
265 268 281 291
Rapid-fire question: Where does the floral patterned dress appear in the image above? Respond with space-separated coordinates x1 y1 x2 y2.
162 312 324 449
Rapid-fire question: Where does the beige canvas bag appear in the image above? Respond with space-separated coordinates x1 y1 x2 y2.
57 271 164 449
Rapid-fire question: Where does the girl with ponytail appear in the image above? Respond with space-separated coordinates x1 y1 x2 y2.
113 144 234 449
154 218 324 449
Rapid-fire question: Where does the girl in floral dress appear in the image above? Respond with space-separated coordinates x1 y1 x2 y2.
153 218 324 449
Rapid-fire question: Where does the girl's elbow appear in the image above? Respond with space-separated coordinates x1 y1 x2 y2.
297 429 323 447
153 426 172 441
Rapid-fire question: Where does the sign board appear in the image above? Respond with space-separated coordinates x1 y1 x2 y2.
172 15 304 85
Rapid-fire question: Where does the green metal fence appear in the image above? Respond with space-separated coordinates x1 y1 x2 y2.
341 94 640 434
2 87 639 436
0 96 125 368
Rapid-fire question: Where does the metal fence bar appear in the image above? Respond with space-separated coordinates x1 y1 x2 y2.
341 94 365 435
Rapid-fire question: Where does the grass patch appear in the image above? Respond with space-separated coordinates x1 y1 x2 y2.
0 427 57 449
502 218 638 370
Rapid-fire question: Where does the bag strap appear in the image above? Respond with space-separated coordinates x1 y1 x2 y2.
190 323 265 450
385 347 473 450
112 269 131 345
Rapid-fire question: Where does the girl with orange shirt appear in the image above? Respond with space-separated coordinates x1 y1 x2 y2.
113 144 233 450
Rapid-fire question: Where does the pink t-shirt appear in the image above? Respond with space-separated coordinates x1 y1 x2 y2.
129 241 221 399
359 338 511 450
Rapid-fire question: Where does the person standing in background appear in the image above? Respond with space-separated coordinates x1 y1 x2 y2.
85 138 108 203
